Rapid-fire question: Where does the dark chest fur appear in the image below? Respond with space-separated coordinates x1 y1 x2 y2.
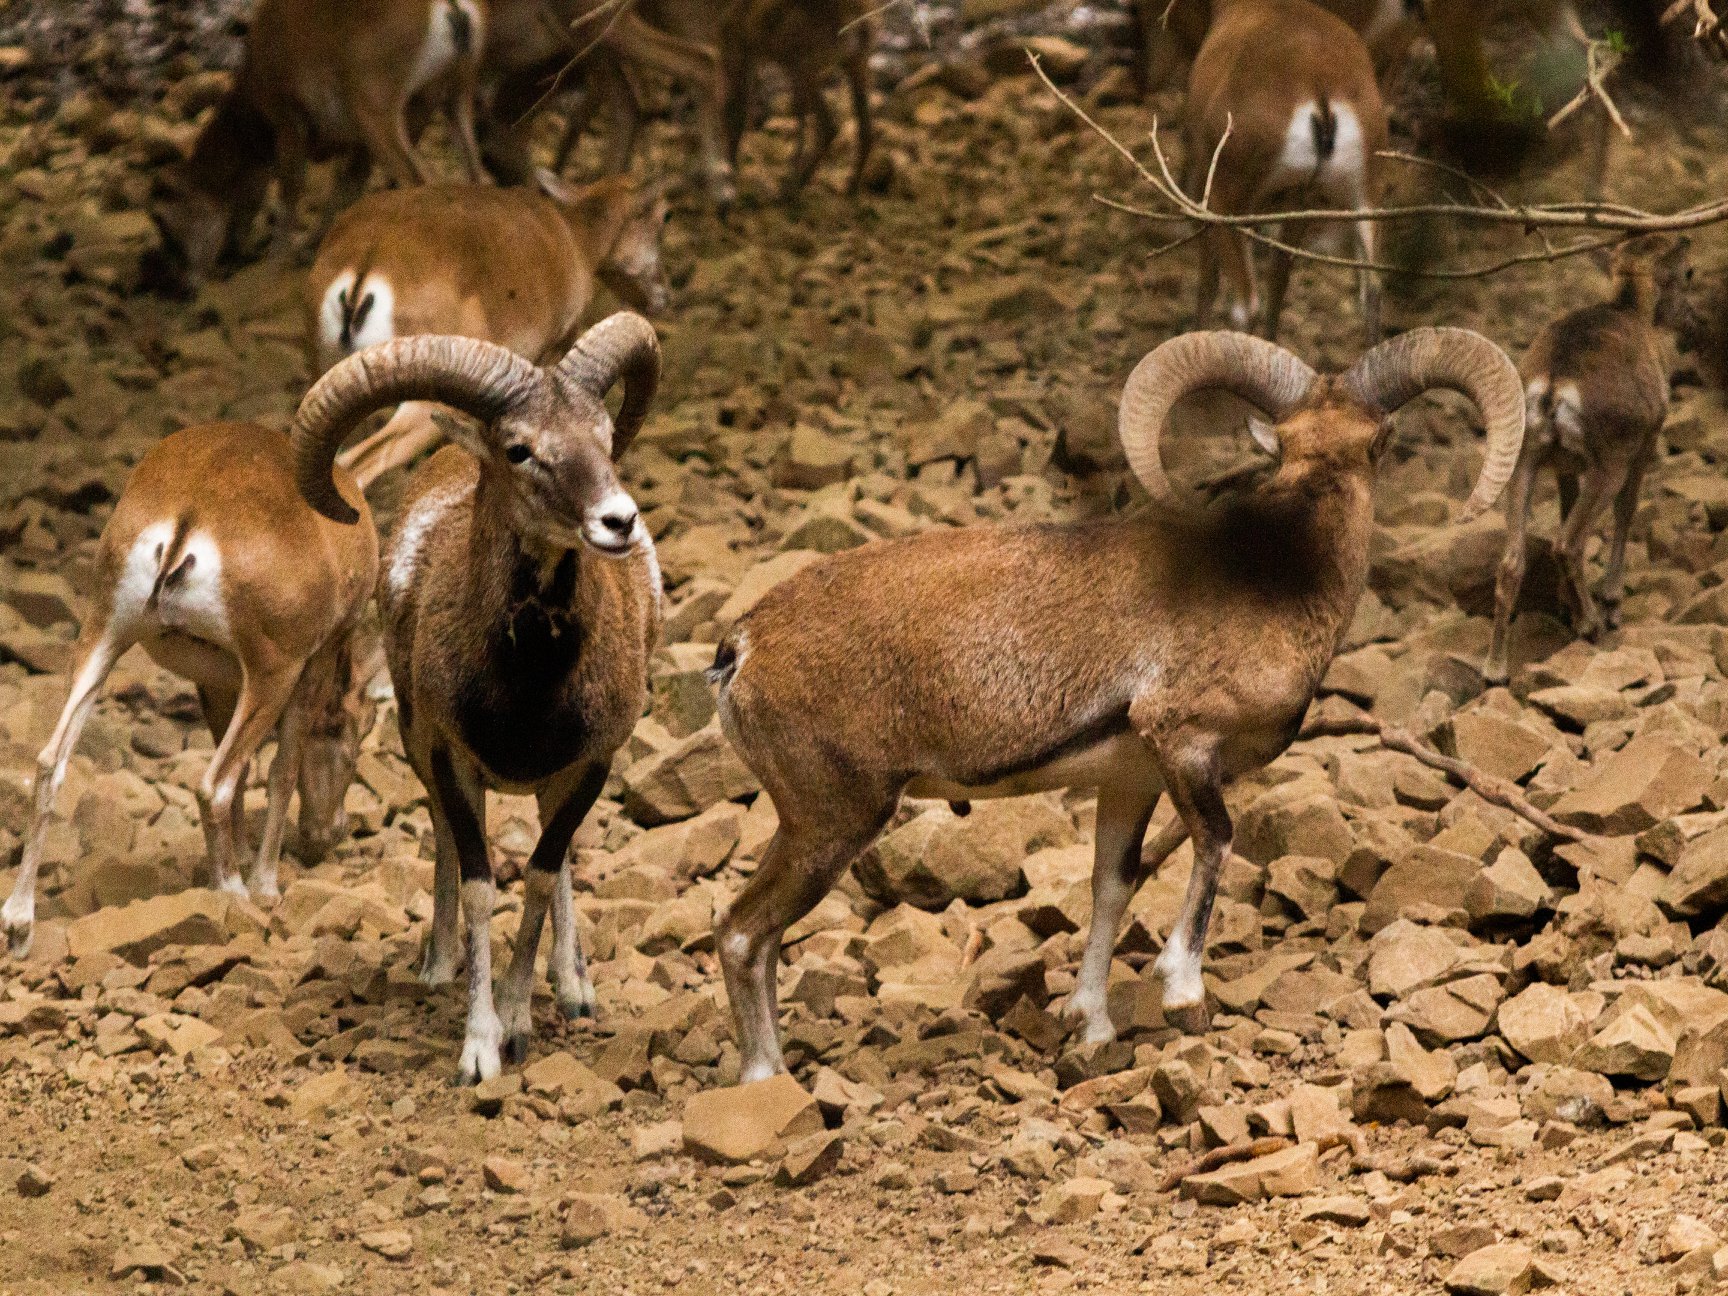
450 550 599 785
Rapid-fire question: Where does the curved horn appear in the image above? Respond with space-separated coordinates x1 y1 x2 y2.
291 336 542 523
1340 326 1525 521
1117 331 1318 502
555 311 662 458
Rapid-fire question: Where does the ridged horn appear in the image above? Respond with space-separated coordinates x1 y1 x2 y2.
291 336 543 523
1117 331 1318 502
1340 326 1525 521
554 311 662 458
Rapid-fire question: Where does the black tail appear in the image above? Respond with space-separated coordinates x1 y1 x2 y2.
445 0 474 57
147 514 195 609
337 269 376 352
1310 100 1337 164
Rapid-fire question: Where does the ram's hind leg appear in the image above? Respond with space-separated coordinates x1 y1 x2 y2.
717 794 895 1084
4 629 131 957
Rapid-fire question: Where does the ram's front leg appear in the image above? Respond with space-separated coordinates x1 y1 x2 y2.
429 747 501 1085
1146 734 1232 1034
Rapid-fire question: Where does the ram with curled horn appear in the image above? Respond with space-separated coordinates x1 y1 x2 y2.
292 311 664 1084
706 326 1525 1084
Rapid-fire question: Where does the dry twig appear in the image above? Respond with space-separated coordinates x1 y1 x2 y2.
1156 1132 1361 1193
1663 0 1728 55
1028 55 1728 279
1547 37 1630 136
1299 714 1602 845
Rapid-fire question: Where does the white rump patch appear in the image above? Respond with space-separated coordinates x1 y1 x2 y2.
1552 380 1586 451
318 271 395 358
1275 100 1364 187
155 531 232 645
115 521 175 632
121 523 233 646
318 270 356 358
410 0 482 93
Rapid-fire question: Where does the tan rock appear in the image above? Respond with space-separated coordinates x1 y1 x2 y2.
1182 1142 1318 1205
1366 921 1464 1000
1443 1244 1545 1295
1442 713 1551 783
1573 1004 1674 1081
1266 855 1339 921
1549 737 1709 836
359 1228 413 1260
1467 847 1551 925
857 799 1072 909
66 889 231 963
1660 1215 1720 1263
682 1075 823 1164
1360 846 1480 934
288 1068 358 1121
620 725 757 825
1039 1175 1112 1223
1497 984 1594 1065
1390 973 1505 1045
1660 826 1728 919
776 1131 845 1187
714 551 825 624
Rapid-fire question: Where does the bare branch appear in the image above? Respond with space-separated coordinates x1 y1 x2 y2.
1200 113 1231 211
1028 52 1728 272
1299 714 1604 845
1663 0 1728 54
1548 37 1629 137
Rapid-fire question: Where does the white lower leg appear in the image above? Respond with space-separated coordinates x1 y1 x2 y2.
1154 930 1205 1010
740 935 787 1084
456 878 503 1084
1068 868 1134 1045
721 926 782 1085
6 639 121 956
496 868 554 1056
548 865 596 1019
253 726 300 902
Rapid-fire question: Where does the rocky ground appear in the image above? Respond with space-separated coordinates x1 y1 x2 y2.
7 4 1728 1294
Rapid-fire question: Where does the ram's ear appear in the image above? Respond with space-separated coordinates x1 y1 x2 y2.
1247 415 1280 456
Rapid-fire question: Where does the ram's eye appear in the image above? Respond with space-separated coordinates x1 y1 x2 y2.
505 444 533 465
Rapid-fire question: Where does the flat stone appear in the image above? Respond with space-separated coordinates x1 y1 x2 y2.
1549 737 1709 836
1181 1142 1318 1206
683 1075 823 1165
1443 1243 1545 1295
66 889 233 963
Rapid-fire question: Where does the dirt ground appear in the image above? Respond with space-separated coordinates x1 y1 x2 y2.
7 4 1728 1294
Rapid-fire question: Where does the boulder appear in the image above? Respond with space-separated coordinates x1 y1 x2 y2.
1389 973 1505 1045
1548 737 1709 836
1572 1004 1674 1081
682 1075 823 1165
856 799 1073 910
1497 984 1595 1065
1444 1245 1546 1296
620 725 757 825
1181 1142 1318 1206
1360 847 1481 934
66 889 233 963
1659 826 1728 919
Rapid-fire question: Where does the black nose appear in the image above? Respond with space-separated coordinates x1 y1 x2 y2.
598 505 637 538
